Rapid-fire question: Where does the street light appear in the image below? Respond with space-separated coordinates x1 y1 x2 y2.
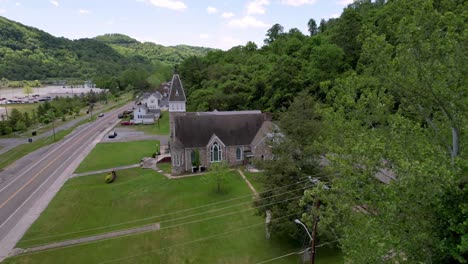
294 219 312 240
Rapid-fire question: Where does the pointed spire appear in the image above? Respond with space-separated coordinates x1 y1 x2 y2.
168 74 186 102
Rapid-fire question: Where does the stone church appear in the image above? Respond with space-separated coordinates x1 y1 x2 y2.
168 74 275 175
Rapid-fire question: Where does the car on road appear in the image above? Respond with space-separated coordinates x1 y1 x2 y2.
120 121 134 126
108 131 117 138
98 113 104 117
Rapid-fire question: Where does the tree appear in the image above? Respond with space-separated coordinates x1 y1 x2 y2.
23 85 33 98
257 93 323 240
264 23 284 45
307 18 318 36
208 161 230 193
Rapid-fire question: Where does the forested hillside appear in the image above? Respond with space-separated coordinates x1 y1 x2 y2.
0 17 210 83
95 34 213 65
179 0 467 263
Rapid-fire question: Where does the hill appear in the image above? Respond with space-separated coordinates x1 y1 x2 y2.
0 17 212 81
95 34 213 65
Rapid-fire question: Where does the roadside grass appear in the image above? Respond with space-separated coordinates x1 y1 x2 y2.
4 103 37 114
0 127 74 170
74 140 159 173
157 162 171 174
11 168 342 264
132 111 169 135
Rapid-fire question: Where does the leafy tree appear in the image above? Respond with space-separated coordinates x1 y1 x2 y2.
307 18 318 36
264 23 284 45
208 161 230 193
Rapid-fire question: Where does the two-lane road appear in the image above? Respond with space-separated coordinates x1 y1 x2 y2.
0 103 133 260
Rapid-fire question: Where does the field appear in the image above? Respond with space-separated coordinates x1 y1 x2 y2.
7 168 342 264
156 162 171 174
132 112 170 135
74 140 159 173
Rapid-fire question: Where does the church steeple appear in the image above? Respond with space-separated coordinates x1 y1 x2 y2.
168 74 186 105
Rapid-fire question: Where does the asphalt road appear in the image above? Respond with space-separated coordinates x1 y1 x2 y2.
0 102 133 260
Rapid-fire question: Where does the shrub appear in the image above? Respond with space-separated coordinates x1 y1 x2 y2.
105 171 116 183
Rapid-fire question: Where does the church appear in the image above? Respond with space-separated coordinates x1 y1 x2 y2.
168 74 275 175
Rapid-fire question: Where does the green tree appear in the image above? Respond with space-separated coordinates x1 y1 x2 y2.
23 85 33 98
264 23 284 45
208 161 230 193
307 18 318 36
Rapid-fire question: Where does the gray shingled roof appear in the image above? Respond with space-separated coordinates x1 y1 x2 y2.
174 113 265 148
169 74 186 102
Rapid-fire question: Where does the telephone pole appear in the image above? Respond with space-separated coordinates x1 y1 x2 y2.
310 200 321 264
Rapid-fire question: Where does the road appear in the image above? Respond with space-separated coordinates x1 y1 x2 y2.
0 102 133 261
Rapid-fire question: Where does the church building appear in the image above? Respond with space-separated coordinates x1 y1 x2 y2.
168 74 275 175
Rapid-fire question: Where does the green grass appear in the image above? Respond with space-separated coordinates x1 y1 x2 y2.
9 168 342 264
74 140 159 173
157 162 171 174
132 111 169 135
242 169 267 192
0 127 74 170
4 103 37 115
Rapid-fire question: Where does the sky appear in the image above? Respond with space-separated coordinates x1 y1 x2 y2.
0 0 354 50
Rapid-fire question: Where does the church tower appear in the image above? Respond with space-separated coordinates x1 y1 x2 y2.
168 74 186 140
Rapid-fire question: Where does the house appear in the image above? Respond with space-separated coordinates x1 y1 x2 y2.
133 105 160 124
168 74 275 175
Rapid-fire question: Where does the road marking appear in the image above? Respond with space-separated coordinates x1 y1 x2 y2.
0 135 92 230
0 113 121 209
0 110 119 194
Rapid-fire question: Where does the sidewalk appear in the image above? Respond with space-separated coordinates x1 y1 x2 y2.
71 164 141 178
11 223 160 257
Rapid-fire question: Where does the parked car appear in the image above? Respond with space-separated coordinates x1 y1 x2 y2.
98 113 104 117
121 121 134 126
118 113 124 118
108 131 117 138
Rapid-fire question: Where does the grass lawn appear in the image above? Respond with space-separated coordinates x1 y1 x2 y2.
132 111 169 135
0 127 74 170
8 169 342 264
4 103 37 115
157 162 171 174
74 140 159 173
242 169 267 192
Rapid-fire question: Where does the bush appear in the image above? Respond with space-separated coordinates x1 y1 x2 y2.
105 171 116 183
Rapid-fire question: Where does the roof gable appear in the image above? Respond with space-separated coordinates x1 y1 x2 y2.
169 74 186 102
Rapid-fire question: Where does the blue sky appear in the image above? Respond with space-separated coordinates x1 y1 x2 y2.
0 0 353 50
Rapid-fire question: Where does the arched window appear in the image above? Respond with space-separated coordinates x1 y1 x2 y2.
211 142 221 162
191 150 196 164
236 147 242 161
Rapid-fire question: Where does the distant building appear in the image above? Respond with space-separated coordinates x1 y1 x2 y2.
168 74 275 175
133 105 160 124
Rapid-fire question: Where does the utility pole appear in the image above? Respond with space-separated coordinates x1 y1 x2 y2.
310 200 321 264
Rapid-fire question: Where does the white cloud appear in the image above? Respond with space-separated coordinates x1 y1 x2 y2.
281 0 317 6
15 2 21 6
50 0 59 7
246 0 269 15
338 0 354 6
78 9 90 15
228 16 270 29
199 33 209 39
206 6 217 14
222 12 234 19
149 0 187 11
0 8 6 14
222 36 243 47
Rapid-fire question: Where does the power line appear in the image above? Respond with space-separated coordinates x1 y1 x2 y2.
99 213 299 264
21 196 303 253
256 249 308 264
255 240 340 264
22 175 323 243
